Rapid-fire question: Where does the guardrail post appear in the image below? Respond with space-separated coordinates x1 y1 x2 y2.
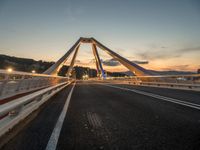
35 95 44 101
15 75 25 92
9 106 23 117
0 74 9 97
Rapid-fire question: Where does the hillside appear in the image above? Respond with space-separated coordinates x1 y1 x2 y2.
0 54 126 78
0 54 54 73
0 54 196 78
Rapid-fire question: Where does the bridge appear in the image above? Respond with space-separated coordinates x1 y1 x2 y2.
0 38 200 150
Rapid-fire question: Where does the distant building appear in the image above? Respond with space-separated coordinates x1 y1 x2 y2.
198 69 200 74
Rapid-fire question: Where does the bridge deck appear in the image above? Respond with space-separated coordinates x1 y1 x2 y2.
1 81 200 150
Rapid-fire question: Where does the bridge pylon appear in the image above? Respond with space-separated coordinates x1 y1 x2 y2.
43 37 152 77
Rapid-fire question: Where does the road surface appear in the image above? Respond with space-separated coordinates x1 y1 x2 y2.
1 81 200 150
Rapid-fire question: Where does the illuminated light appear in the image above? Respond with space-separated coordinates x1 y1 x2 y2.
7 68 13 73
32 70 36 73
82 74 89 80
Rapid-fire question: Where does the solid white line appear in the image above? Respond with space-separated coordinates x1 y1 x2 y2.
102 84 200 110
45 82 76 150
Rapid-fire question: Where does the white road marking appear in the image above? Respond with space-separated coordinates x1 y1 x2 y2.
45 82 76 150
103 84 200 110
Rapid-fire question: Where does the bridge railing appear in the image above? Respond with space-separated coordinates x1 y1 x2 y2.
0 69 69 100
0 69 73 139
0 81 72 138
105 74 200 90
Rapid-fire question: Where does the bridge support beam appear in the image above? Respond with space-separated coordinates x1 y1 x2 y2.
92 44 106 79
43 38 81 75
92 45 101 77
92 38 152 76
66 45 80 77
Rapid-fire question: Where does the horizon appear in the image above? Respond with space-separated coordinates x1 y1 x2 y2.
0 53 197 73
0 0 200 72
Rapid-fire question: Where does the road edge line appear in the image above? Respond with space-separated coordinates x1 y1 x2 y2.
102 84 200 110
45 82 76 150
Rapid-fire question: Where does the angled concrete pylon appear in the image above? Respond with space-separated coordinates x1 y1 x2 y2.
43 38 81 75
66 45 80 77
92 45 101 76
93 53 101 76
92 44 106 78
91 38 152 76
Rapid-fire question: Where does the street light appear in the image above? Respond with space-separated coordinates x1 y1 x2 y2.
7 68 13 73
32 70 36 73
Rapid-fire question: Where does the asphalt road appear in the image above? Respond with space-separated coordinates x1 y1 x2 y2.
2 81 200 150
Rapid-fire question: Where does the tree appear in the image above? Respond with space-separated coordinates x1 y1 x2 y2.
198 69 200 74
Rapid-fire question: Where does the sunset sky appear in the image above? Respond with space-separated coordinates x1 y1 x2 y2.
0 0 200 72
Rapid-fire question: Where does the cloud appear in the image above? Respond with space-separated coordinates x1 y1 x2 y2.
88 59 96 64
161 46 167 49
102 58 149 66
75 60 81 63
136 46 200 60
131 60 149 64
136 50 180 60
176 47 200 53
102 58 120 66
161 65 191 71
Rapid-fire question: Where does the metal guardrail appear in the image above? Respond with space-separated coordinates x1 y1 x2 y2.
0 81 72 137
129 81 200 91
0 69 69 100
105 74 200 90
